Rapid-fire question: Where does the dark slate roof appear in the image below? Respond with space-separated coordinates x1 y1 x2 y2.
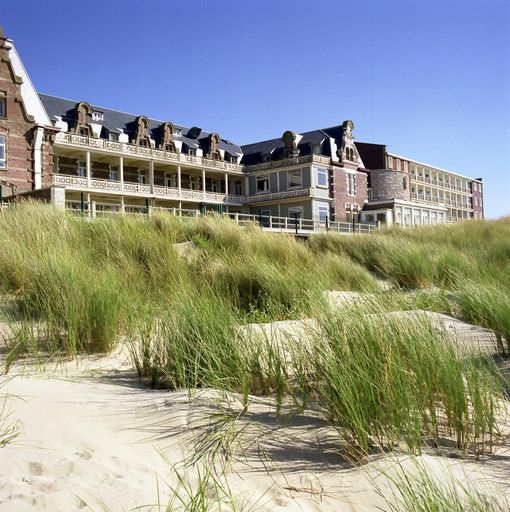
241 128 335 166
38 93 243 156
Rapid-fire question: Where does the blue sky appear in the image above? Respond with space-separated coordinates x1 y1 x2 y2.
3 0 509 217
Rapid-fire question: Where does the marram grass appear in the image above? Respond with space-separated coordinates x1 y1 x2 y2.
0 202 507 459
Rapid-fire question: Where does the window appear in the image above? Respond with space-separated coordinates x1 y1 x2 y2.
396 159 401 171
387 156 393 169
91 111 104 122
288 206 303 221
0 134 5 168
403 177 408 190
256 175 269 193
404 161 409 172
109 132 119 142
165 173 176 188
346 172 356 196
138 170 147 185
188 148 197 156
234 180 242 195
189 176 197 190
316 167 328 188
318 205 329 223
0 92 6 118
77 160 86 177
109 165 119 181
79 128 88 136
288 169 302 188
210 179 220 192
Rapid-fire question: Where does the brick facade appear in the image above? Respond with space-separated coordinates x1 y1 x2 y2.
370 169 411 201
331 163 368 222
0 30 36 195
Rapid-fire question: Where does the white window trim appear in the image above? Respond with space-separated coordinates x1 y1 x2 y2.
0 134 6 169
317 205 329 223
138 169 147 185
256 175 270 193
315 167 328 189
346 171 357 197
109 165 119 182
77 160 86 178
287 169 303 189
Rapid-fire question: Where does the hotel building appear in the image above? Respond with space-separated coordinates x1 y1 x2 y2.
0 27 484 228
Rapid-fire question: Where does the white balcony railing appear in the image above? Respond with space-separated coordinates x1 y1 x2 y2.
54 132 243 173
53 175 245 204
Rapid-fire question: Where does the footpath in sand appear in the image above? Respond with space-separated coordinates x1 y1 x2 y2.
1 301 510 511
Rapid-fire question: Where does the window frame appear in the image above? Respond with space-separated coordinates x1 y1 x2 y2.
234 180 242 196
317 205 329 224
345 171 357 196
256 175 269 193
138 170 147 185
315 167 328 188
0 134 6 169
287 169 303 189
0 92 6 119
109 165 119 182
77 160 87 177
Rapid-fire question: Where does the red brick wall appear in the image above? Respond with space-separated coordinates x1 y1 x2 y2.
471 181 484 219
0 34 36 194
331 163 368 221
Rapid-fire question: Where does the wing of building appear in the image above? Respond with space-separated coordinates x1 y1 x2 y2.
0 27 484 226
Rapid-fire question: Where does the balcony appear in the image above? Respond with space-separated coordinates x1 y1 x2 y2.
54 132 243 173
247 154 330 172
53 175 246 204
245 187 316 203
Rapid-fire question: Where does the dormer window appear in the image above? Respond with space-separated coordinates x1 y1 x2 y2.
158 122 177 152
109 132 119 142
188 148 197 156
91 111 104 122
262 154 272 163
207 133 222 161
133 116 151 147
71 102 93 136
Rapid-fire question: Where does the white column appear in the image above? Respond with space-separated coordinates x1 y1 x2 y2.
149 159 154 194
202 169 206 199
86 151 91 188
224 173 229 196
119 156 124 192
177 165 182 198
310 167 314 188
120 196 125 214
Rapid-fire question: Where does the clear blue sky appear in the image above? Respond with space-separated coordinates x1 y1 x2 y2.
3 0 509 218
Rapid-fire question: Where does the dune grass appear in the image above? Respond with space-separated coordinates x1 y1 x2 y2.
374 456 509 512
0 202 507 459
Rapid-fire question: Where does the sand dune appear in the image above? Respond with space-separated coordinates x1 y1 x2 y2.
2 342 510 511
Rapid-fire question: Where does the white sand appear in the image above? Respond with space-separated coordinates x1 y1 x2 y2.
1 346 510 512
